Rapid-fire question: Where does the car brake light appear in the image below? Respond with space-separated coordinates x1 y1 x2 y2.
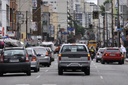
58 54 61 60
26 54 29 62
88 54 90 60
104 53 109 56
0 55 4 63
31 56 37 61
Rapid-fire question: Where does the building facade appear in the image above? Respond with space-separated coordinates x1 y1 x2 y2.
0 0 10 37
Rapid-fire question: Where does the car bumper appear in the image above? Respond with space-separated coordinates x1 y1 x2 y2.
39 58 50 64
58 61 90 68
0 62 30 72
103 57 123 61
31 61 38 68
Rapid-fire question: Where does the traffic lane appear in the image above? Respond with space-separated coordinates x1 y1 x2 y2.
94 60 128 85
0 59 104 85
29 60 106 85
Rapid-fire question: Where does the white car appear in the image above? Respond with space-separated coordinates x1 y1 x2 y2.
95 48 106 62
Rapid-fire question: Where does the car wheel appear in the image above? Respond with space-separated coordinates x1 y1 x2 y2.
118 61 123 64
34 67 38 72
122 59 124 64
96 59 98 62
58 67 63 75
0 72 3 76
38 67 40 72
101 59 105 64
26 70 31 76
84 67 90 75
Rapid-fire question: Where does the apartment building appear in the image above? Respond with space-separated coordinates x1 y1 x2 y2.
0 0 10 37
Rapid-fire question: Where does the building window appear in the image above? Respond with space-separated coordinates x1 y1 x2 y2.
6 5 10 21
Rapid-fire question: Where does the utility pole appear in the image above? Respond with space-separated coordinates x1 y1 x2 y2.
103 15 105 47
26 11 28 39
117 0 120 47
106 13 108 47
111 0 114 47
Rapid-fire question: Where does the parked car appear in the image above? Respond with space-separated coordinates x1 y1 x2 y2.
0 47 31 76
95 48 106 62
58 43 91 75
30 46 51 67
101 47 124 64
26 48 40 72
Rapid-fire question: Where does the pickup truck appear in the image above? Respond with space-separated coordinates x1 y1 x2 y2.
58 43 91 75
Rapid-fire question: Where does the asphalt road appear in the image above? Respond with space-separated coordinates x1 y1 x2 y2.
0 55 128 85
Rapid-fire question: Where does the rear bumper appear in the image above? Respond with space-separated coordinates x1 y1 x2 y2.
103 57 123 61
31 61 38 68
0 62 30 73
58 61 90 68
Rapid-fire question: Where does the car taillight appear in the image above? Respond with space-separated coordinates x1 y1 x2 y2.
88 54 90 60
58 54 61 60
45 52 49 56
26 54 29 62
104 53 109 56
31 56 37 61
0 55 4 63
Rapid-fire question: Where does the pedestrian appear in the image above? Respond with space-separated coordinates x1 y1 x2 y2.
120 44 126 59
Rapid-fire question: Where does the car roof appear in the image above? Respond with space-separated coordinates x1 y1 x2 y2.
4 47 25 50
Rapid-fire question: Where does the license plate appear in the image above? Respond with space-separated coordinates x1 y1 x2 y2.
10 59 19 62
110 54 115 56
71 63 79 66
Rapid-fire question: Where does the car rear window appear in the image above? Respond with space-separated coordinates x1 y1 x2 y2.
99 48 105 52
33 48 47 55
61 45 87 52
106 49 119 52
4 50 25 56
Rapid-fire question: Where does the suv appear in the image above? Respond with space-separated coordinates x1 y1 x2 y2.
0 47 31 76
58 43 91 75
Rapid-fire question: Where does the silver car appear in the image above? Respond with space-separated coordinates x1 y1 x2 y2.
31 46 51 67
26 48 40 72
95 48 106 62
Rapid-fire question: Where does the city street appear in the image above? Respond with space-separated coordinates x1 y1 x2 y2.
0 55 128 85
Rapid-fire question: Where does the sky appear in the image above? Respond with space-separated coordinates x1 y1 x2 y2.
86 0 97 4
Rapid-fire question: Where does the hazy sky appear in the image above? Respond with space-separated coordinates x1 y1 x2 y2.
86 0 97 4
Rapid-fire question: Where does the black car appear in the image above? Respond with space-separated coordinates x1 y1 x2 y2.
0 47 31 76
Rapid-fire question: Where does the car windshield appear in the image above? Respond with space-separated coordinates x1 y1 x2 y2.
26 49 33 55
4 50 25 56
61 45 87 52
33 48 47 55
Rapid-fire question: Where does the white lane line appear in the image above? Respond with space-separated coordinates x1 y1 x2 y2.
45 70 48 72
42 84 56 85
16 84 30 85
100 76 103 79
36 75 41 79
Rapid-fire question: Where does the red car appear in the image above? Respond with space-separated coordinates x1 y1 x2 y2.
101 47 124 64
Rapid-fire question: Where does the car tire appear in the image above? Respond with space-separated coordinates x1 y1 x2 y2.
38 67 40 72
122 59 124 64
84 67 90 75
118 61 123 64
34 67 38 72
58 67 63 75
96 59 98 62
26 70 31 76
0 72 3 76
101 59 105 64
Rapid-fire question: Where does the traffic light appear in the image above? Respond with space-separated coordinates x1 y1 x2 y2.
67 12 72 28
93 11 99 19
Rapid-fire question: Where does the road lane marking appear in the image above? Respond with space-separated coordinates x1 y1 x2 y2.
45 70 48 72
100 76 103 79
16 84 29 85
42 84 56 85
36 75 41 79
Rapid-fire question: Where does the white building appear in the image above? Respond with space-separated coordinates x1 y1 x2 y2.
0 0 10 37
